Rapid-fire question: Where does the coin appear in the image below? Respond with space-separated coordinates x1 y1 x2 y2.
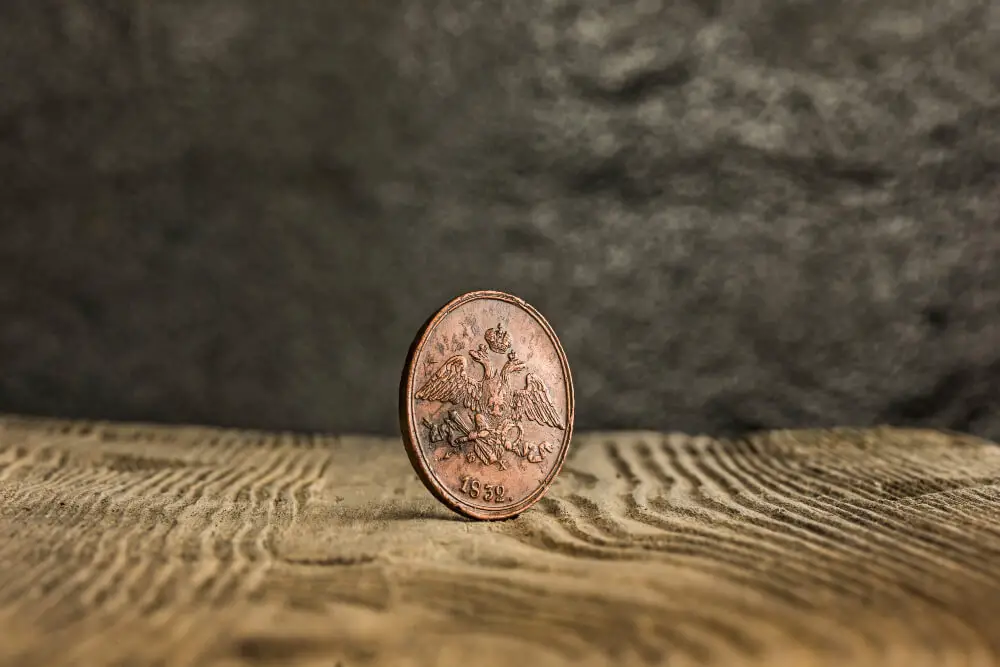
399 290 575 520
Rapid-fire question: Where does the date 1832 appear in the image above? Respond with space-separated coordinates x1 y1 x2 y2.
459 476 506 502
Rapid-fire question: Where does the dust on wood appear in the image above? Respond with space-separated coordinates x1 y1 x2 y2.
1 416 999 667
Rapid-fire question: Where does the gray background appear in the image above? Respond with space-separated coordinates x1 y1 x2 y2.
1 0 998 439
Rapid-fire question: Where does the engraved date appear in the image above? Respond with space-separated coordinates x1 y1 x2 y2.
459 476 506 502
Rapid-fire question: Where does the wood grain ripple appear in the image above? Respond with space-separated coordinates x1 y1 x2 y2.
0 417 999 667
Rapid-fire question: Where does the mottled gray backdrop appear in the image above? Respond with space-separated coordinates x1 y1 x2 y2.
1 1 998 438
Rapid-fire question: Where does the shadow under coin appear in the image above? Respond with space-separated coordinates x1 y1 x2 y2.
335 500 467 523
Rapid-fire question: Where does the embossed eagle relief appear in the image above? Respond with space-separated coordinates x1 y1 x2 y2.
416 323 565 470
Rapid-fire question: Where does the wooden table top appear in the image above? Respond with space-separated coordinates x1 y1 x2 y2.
1 416 999 666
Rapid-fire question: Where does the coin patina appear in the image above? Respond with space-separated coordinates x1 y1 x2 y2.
399 290 574 520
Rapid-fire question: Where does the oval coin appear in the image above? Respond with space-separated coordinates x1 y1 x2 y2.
400 290 574 520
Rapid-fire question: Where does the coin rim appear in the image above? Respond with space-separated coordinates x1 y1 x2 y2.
399 290 575 520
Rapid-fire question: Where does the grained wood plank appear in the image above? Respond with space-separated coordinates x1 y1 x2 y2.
0 416 999 667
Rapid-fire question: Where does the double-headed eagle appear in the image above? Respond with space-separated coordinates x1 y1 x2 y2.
416 323 564 469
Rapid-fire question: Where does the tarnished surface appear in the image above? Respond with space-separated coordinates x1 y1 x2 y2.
400 291 574 519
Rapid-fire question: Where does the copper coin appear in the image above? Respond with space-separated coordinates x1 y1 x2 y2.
400 290 575 520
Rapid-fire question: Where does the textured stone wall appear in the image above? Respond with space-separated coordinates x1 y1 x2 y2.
1 0 998 438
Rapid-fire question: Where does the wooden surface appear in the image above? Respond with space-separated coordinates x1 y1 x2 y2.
1 417 1000 667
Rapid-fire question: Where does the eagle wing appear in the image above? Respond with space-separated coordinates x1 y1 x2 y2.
414 355 482 412
512 373 564 430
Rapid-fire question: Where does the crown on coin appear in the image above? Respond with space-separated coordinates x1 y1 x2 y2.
484 322 511 354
